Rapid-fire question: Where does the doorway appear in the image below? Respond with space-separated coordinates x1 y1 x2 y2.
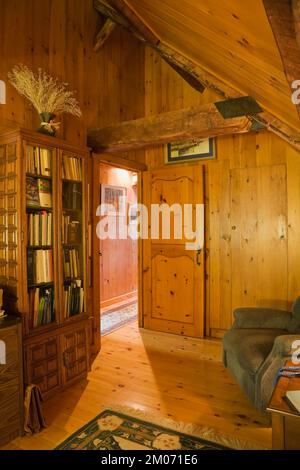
98 163 139 336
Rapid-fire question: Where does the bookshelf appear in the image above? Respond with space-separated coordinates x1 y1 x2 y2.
26 144 55 329
0 128 91 399
61 154 85 320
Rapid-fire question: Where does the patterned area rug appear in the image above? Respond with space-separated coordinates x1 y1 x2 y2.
55 410 230 450
101 303 137 336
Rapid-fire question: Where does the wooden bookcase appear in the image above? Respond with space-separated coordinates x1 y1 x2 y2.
0 128 91 400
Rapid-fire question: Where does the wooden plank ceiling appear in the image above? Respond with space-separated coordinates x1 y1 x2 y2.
126 0 300 131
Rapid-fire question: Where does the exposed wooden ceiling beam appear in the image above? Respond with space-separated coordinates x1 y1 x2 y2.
94 0 157 43
88 103 253 153
93 0 206 92
93 0 300 151
157 45 300 150
94 18 116 52
108 0 159 45
263 0 300 120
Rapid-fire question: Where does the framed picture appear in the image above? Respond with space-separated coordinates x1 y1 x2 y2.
166 137 215 164
100 184 127 216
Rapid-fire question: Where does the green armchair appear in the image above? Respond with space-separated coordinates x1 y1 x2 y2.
223 298 300 411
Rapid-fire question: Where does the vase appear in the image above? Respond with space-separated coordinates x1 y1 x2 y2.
38 112 57 136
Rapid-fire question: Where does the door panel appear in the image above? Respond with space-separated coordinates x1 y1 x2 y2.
143 164 205 337
60 326 89 387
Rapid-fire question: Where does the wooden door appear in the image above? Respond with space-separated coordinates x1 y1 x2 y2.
91 157 101 354
143 164 205 337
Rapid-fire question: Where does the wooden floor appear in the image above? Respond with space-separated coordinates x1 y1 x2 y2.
4 322 272 450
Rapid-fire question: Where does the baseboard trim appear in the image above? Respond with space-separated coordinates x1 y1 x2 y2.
101 291 138 311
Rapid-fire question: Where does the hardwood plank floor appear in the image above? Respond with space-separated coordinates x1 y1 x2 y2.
4 322 272 450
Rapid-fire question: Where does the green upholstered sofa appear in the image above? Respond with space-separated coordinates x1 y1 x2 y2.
223 298 300 411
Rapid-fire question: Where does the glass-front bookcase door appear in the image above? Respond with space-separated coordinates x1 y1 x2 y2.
25 143 57 330
61 152 85 320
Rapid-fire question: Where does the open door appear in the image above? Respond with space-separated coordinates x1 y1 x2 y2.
91 157 101 357
143 163 205 338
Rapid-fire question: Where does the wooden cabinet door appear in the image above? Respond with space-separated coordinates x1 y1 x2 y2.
60 325 89 386
25 336 61 399
143 164 205 337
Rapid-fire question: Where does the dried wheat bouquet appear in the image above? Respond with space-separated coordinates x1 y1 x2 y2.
8 64 82 117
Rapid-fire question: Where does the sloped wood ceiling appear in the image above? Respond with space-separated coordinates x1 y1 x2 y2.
127 0 300 131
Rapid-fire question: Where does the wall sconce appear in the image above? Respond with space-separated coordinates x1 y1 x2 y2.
0 80 6 104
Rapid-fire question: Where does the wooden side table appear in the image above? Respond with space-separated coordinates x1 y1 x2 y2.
0 316 23 447
267 363 300 450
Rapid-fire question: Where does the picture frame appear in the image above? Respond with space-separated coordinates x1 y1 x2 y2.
100 184 127 216
165 137 215 164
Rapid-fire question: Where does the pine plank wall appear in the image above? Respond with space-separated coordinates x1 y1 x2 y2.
1 0 300 338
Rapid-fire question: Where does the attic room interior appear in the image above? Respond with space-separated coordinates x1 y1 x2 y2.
1 0 300 456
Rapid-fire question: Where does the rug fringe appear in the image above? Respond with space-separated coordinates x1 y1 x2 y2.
105 404 268 450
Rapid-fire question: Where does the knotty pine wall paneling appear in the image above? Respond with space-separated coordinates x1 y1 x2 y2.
0 0 145 152
144 47 300 338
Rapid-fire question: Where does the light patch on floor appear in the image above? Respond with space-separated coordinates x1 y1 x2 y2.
4 322 272 450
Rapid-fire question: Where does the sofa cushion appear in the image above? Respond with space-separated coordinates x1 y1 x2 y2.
223 328 288 375
232 308 292 330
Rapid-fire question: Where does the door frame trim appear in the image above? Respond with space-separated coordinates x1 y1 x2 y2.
92 152 146 353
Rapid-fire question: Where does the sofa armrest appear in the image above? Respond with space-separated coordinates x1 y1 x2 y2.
232 307 292 330
270 335 300 358
256 335 300 410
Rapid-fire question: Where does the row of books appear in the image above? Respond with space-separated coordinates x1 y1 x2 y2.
29 286 55 327
26 145 52 176
62 181 82 210
64 280 84 318
26 176 52 208
62 156 82 181
28 212 52 246
27 249 54 285
63 248 81 279
62 215 80 244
